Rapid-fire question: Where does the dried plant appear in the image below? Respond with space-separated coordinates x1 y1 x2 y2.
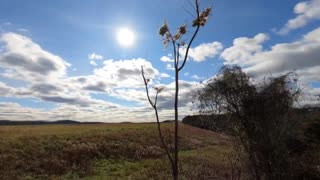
141 0 212 179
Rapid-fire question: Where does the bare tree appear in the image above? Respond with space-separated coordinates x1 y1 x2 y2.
141 1 211 179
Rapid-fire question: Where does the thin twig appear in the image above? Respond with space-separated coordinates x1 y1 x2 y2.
141 66 174 167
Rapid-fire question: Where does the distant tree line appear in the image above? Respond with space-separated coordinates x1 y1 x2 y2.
182 114 230 133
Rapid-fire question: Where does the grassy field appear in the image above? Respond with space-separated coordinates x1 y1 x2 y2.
0 122 232 179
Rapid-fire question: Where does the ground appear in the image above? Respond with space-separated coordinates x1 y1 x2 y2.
0 122 232 180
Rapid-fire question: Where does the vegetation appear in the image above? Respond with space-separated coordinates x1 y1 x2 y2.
141 0 211 179
183 108 320 179
182 114 230 133
0 123 234 179
195 65 320 179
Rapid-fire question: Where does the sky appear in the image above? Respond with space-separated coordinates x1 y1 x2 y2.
0 0 319 122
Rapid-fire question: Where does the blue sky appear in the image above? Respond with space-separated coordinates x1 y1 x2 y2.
0 0 319 122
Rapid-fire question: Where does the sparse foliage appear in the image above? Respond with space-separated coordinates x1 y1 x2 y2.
141 0 212 179
197 65 301 179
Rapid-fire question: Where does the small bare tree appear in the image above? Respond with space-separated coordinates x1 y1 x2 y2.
141 1 211 179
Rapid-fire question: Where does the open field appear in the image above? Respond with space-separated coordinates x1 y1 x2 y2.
0 123 232 179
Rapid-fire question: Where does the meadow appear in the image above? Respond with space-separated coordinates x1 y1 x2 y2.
0 122 232 179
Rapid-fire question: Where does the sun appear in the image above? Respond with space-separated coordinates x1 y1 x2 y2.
116 28 135 47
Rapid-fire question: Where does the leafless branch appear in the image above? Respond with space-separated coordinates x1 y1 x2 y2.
178 0 200 72
141 66 174 167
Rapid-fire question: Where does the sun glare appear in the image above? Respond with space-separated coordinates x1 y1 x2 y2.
116 28 135 47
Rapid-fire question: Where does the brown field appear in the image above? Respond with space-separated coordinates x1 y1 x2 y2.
0 122 232 179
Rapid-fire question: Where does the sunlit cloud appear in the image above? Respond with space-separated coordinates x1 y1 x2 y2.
276 0 320 35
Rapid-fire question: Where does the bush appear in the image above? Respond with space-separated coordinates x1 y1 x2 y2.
196 65 301 179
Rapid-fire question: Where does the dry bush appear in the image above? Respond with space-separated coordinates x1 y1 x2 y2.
197 65 301 179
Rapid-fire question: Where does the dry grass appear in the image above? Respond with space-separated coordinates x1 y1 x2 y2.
0 122 232 179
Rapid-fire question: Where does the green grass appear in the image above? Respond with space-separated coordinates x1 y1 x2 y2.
0 123 232 179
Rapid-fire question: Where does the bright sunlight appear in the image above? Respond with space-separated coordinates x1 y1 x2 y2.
116 27 135 47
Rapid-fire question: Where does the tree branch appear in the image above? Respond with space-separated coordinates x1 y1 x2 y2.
141 66 174 167
178 0 200 72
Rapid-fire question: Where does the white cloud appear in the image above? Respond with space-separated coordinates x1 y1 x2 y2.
277 0 320 35
88 53 103 66
220 33 269 65
0 32 202 122
0 32 70 82
0 33 118 108
1 24 318 122
244 28 320 78
90 60 98 66
185 41 223 62
105 78 203 120
0 102 152 122
221 28 320 107
17 28 29 33
191 74 205 80
161 41 223 68
160 56 174 62
160 73 170 78
88 52 103 60
94 58 159 88
20 57 162 107
0 102 48 121
112 88 147 104
156 80 200 111
166 63 175 71
300 87 320 107
0 82 19 96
